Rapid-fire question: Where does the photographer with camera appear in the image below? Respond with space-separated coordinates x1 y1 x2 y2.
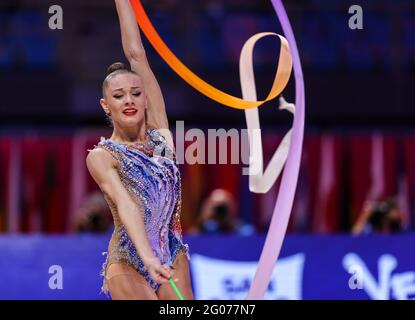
352 198 404 235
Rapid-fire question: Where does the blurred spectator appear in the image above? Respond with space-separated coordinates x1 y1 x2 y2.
352 198 404 235
190 189 254 235
71 191 113 233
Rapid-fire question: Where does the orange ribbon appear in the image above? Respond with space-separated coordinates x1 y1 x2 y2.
130 0 293 110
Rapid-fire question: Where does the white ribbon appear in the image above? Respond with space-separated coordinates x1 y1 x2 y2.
240 33 295 194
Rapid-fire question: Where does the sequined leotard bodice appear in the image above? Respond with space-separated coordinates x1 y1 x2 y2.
91 128 190 295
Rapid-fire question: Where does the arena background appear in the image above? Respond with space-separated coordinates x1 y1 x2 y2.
0 0 414 300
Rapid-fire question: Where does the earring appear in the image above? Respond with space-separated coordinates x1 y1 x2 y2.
105 112 113 128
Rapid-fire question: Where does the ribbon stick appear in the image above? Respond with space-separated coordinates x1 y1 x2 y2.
169 278 184 300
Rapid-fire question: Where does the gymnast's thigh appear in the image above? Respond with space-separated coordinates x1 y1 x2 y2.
156 251 194 300
105 262 159 300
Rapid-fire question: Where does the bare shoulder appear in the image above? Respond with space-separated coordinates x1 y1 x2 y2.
86 147 134 205
86 148 117 179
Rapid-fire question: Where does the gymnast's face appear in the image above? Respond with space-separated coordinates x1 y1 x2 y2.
100 72 147 127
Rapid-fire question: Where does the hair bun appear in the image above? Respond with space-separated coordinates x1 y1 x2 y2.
106 62 129 76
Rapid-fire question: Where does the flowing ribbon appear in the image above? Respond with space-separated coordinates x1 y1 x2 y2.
130 0 305 300
245 0 305 299
239 33 295 193
130 0 292 110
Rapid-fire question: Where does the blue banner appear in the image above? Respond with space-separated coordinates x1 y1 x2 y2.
0 234 414 300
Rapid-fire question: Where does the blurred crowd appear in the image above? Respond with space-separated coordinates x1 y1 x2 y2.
73 189 408 236
352 198 405 235
73 188 255 235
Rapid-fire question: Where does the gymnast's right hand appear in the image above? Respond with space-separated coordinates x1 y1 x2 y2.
144 256 174 284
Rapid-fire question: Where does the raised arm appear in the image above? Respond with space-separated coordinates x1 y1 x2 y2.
86 148 172 283
114 0 174 149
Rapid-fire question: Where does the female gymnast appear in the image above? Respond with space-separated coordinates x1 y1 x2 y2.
86 0 193 300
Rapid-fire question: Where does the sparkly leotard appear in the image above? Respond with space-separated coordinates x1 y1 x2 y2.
91 128 190 295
